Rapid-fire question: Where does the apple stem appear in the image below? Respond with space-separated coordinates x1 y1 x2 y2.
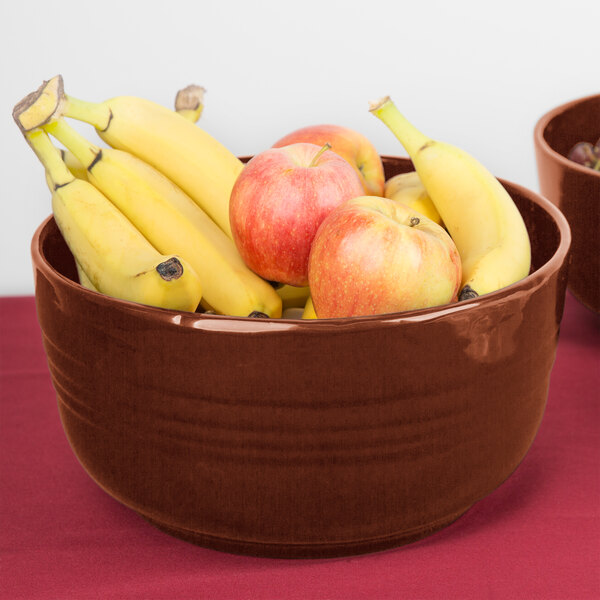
308 142 332 167
410 217 420 226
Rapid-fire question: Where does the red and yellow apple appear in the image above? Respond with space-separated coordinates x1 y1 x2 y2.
308 196 462 318
273 124 385 196
229 142 364 287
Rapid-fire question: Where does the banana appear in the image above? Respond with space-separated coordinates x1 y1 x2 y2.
302 296 318 319
43 117 281 318
43 168 96 291
58 83 204 292
175 85 308 314
172 84 308 313
174 85 313 311
172 84 309 313
59 149 88 180
75 260 97 290
370 96 531 300
273 283 311 310
53 75 242 239
21 128 202 312
384 171 443 226
60 83 208 183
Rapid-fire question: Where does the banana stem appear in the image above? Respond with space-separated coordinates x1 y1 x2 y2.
302 296 317 319
176 108 202 123
26 129 75 188
175 84 205 123
45 119 100 170
369 96 429 156
12 75 65 133
63 94 112 131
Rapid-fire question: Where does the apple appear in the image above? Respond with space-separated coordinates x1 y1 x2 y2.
308 196 462 318
272 124 385 196
229 142 364 287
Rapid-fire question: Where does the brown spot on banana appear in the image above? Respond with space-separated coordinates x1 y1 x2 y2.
155 257 184 281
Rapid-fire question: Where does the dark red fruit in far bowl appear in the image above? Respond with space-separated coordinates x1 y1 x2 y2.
31 156 570 559
567 141 600 170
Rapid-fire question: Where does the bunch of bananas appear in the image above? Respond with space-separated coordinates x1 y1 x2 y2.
13 77 531 320
13 75 285 317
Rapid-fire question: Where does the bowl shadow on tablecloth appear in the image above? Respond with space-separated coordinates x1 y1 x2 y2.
398 444 547 553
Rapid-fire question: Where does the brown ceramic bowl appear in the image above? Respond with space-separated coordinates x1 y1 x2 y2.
534 94 600 313
31 156 570 559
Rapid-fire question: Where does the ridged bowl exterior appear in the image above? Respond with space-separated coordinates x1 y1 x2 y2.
31 157 571 558
534 94 600 313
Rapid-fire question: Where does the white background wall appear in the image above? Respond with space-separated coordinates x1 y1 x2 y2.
1 0 598 296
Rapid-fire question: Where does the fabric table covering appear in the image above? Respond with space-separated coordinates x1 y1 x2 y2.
1 292 598 599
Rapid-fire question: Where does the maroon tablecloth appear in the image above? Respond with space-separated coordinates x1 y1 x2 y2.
1 292 599 599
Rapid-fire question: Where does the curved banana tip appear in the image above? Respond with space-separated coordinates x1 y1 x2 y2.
248 311 269 318
458 285 479 302
175 84 206 112
368 96 391 113
13 74 65 133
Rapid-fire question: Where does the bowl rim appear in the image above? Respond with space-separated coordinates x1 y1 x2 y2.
534 93 600 180
31 156 572 333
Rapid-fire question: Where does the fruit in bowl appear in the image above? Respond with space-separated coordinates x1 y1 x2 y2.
567 139 600 171
370 96 531 303
229 142 364 287
12 75 282 318
272 124 385 196
14 76 532 323
308 196 461 318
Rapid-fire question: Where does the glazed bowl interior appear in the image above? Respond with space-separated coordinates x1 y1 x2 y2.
534 94 599 313
31 156 571 559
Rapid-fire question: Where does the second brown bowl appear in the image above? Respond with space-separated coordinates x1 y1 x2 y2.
534 93 600 313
